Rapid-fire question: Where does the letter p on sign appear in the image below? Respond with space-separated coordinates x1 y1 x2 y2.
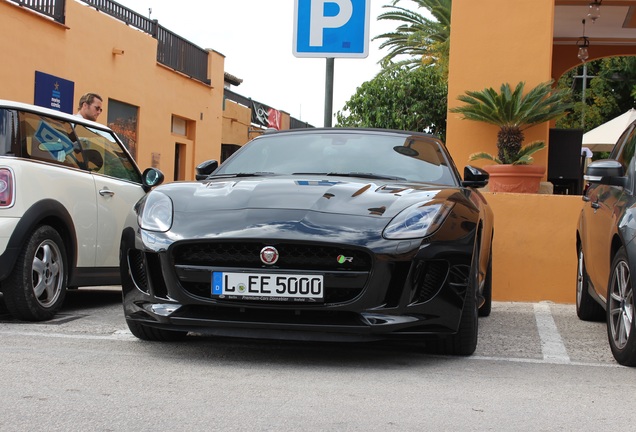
293 0 370 58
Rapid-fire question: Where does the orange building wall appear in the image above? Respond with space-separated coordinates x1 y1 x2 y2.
447 0 556 174
447 1 581 304
0 1 224 179
486 192 582 303
223 100 252 145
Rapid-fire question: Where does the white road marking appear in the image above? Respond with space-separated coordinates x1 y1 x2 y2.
470 355 623 368
533 302 571 364
0 329 136 341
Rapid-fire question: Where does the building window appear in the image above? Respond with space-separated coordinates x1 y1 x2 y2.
171 116 187 136
107 99 139 159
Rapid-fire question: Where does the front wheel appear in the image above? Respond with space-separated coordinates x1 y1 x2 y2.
607 247 636 366
431 250 479 356
2 225 67 321
576 244 605 321
478 247 492 317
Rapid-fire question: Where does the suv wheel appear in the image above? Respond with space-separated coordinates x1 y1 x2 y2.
607 247 636 366
3 225 67 321
577 244 605 321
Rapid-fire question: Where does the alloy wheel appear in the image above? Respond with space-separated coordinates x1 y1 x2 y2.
577 248 584 308
31 239 64 308
608 260 634 350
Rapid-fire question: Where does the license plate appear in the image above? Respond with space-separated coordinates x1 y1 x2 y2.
212 272 324 302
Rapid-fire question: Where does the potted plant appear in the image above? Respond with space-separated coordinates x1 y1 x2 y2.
450 81 571 193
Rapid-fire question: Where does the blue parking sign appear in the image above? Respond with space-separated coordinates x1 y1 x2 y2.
293 0 370 58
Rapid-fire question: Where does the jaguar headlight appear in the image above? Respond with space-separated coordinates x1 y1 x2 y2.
138 191 173 232
383 201 454 239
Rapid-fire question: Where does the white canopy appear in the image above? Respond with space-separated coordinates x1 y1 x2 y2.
582 108 636 152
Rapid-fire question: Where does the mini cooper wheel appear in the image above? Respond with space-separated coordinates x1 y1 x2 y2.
607 247 636 366
126 319 188 342
3 225 67 321
576 244 605 321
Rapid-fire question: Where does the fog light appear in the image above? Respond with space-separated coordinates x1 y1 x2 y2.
146 303 182 316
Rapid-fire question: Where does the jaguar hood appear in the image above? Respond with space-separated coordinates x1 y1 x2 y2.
159 176 459 219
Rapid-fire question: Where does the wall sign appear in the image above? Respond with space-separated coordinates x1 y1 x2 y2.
34 71 75 114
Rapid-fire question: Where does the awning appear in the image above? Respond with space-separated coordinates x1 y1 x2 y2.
582 108 636 152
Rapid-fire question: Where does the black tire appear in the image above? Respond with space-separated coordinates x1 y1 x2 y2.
432 250 479 356
576 244 605 321
0 294 8 315
3 225 67 321
606 247 636 366
126 319 188 342
478 247 492 317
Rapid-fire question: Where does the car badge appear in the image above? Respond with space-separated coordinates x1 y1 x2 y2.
337 255 353 264
260 246 279 265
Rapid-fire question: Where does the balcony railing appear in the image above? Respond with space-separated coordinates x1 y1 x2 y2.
13 0 66 23
11 0 210 85
82 0 155 33
155 25 209 85
82 0 210 84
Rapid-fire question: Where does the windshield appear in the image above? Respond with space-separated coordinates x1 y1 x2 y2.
213 132 458 185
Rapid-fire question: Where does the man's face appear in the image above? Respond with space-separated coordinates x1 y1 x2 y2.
81 98 103 121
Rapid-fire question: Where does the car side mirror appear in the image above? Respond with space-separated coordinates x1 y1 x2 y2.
584 159 627 187
196 160 219 180
142 167 164 190
462 165 489 188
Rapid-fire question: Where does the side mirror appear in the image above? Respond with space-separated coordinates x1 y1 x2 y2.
462 165 489 188
584 159 627 187
142 168 164 189
195 160 219 180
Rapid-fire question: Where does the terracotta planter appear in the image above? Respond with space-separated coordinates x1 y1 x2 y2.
484 164 546 193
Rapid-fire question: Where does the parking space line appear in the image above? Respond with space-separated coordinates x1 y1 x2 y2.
0 329 136 341
533 302 571 364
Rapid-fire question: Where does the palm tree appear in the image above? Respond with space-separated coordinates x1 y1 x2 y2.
450 81 572 164
374 0 451 76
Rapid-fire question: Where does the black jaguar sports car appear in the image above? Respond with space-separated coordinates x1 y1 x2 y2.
120 128 494 355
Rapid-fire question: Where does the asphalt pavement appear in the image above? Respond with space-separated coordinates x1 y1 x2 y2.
0 289 631 432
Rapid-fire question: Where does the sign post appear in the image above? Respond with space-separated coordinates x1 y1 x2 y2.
293 0 371 126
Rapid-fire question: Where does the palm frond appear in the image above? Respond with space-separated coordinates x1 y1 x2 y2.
375 0 451 75
469 152 502 164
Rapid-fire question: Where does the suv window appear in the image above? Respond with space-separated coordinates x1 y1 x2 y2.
615 126 636 168
74 124 141 183
613 124 636 192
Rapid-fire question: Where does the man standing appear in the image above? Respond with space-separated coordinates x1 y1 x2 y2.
76 93 103 121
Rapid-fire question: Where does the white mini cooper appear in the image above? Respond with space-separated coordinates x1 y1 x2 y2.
0 100 163 321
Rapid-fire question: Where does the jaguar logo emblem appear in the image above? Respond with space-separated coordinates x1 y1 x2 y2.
260 246 279 265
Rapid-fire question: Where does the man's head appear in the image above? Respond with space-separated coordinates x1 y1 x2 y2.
77 93 103 121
